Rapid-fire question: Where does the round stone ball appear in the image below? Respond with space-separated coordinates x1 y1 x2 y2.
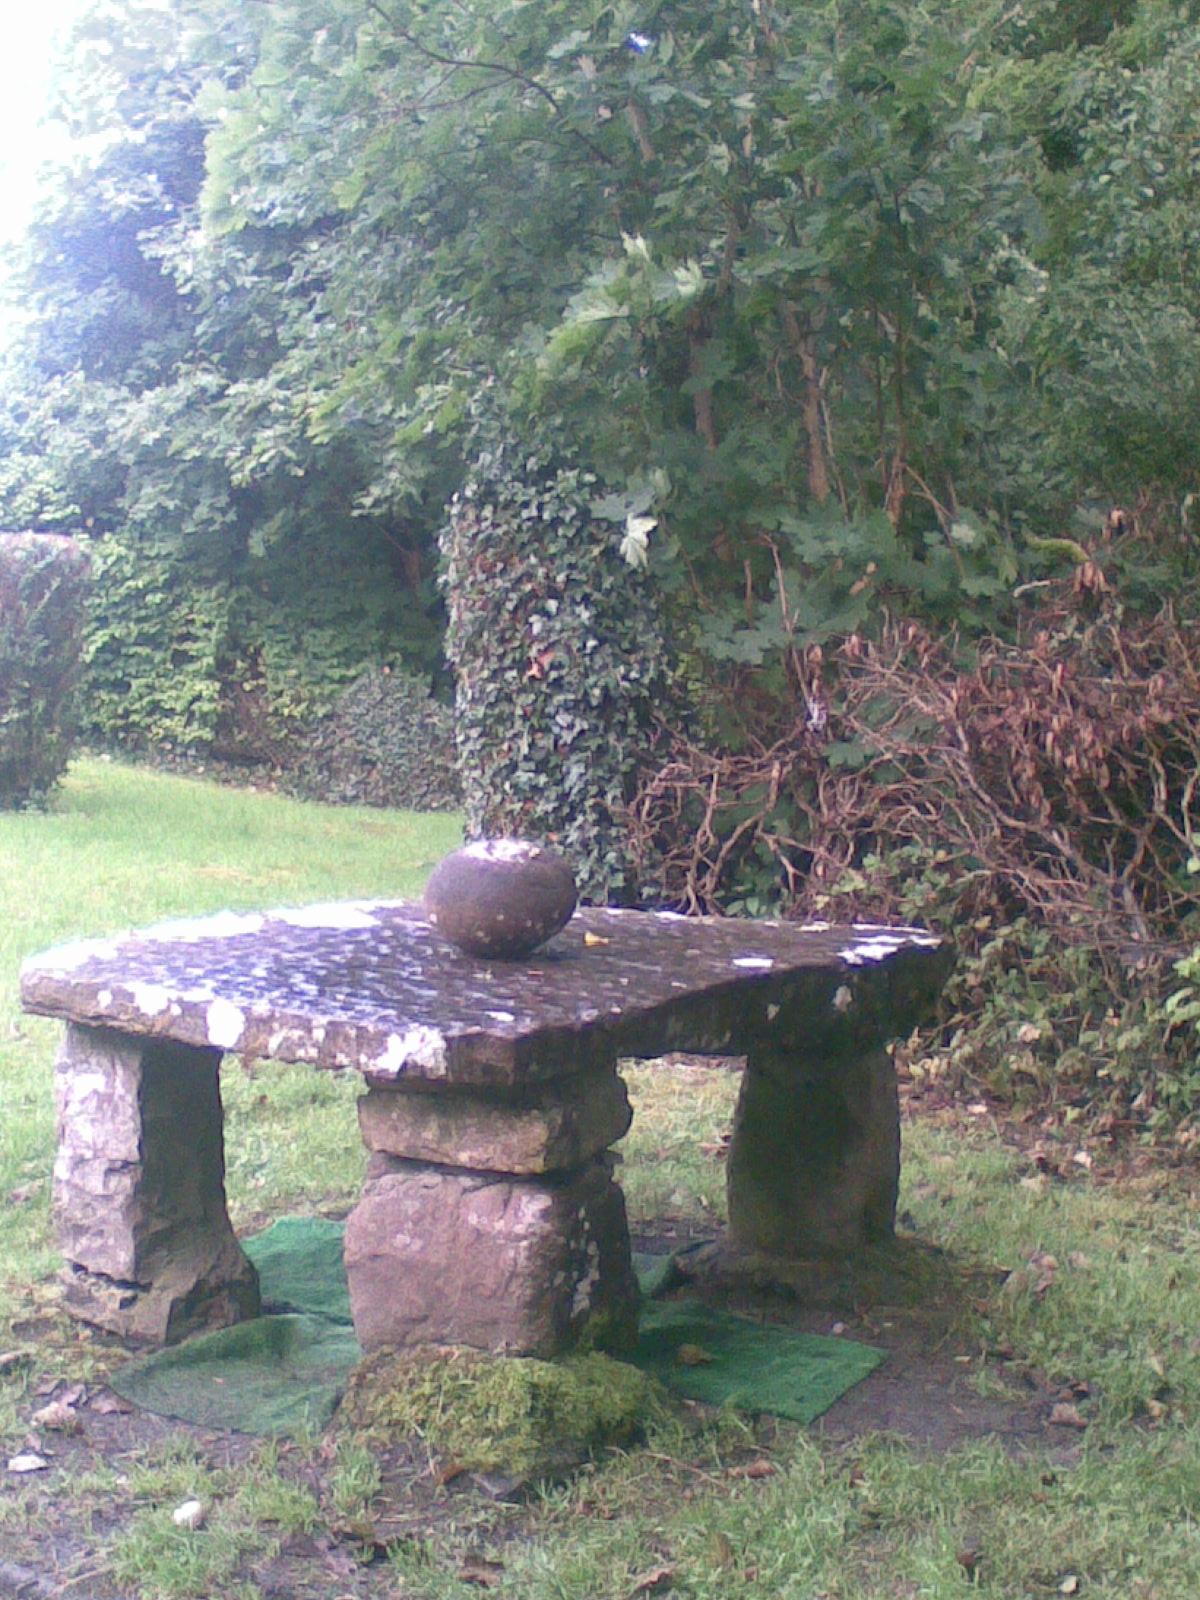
423 839 578 960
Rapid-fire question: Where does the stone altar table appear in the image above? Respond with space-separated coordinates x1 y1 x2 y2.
20 903 950 1353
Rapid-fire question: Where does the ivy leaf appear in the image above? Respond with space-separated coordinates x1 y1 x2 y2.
620 514 657 570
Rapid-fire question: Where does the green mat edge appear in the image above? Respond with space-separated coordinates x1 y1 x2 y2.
109 1218 886 1436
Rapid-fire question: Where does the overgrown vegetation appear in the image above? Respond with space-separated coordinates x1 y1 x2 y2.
631 540 1200 1133
0 531 89 808
4 1 1199 758
290 666 460 812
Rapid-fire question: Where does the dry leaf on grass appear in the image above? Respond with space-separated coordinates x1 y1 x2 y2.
628 1566 674 1596
31 1400 81 1434
676 1344 714 1367
458 1555 505 1587
89 1392 133 1416
1048 1402 1088 1430
729 1459 777 1480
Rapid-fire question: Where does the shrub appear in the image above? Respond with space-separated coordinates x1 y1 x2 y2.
290 667 460 812
0 531 90 807
441 450 669 902
630 556 1200 1134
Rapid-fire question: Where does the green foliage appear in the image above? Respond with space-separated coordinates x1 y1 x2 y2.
442 449 669 902
291 666 460 811
0 533 91 808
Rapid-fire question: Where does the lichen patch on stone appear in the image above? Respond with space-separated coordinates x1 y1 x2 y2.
206 999 246 1050
461 838 543 862
275 902 381 931
129 983 171 1018
851 922 941 947
374 1025 449 1079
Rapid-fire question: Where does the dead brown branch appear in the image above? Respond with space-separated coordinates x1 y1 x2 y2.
629 587 1200 984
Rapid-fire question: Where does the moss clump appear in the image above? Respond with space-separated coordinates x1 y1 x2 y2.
337 1346 666 1479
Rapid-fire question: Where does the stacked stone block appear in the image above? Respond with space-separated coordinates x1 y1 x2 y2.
344 1066 640 1356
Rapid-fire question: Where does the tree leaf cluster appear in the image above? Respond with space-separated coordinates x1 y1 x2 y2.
0 0 1198 802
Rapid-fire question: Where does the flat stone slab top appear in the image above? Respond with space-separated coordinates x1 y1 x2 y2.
21 903 949 1087
23 900 953 1351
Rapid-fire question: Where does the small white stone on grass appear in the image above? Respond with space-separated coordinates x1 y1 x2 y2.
172 1499 207 1531
6 1452 49 1473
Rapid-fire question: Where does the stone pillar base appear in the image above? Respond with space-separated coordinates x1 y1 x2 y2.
60 1246 260 1346
726 1036 900 1259
52 1024 260 1343
344 1155 638 1357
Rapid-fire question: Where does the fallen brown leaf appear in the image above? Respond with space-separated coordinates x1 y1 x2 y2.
459 1555 506 1587
676 1344 714 1367
31 1400 81 1434
89 1391 133 1416
628 1566 674 1597
729 1459 777 1480
1048 1402 1088 1430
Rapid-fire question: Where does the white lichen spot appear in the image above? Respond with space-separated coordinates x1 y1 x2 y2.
832 985 854 1013
571 1238 603 1318
851 922 940 947
462 838 541 862
61 1069 108 1103
374 1026 448 1078
275 902 380 931
840 937 907 965
732 956 774 970
206 999 246 1050
129 983 171 1018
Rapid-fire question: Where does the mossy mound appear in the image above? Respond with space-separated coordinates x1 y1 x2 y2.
337 1346 666 1480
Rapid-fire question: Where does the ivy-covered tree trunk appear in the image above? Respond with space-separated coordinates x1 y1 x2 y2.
441 452 668 904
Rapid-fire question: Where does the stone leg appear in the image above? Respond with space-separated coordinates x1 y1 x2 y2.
344 1154 639 1357
52 1023 260 1344
725 1035 900 1259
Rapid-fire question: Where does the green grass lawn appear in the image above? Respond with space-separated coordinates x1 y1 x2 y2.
3 759 1200 1599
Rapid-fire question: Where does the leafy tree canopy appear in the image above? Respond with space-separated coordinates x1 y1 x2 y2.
0 0 1197 754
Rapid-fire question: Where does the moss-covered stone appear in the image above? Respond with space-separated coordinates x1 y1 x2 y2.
336 1346 666 1479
